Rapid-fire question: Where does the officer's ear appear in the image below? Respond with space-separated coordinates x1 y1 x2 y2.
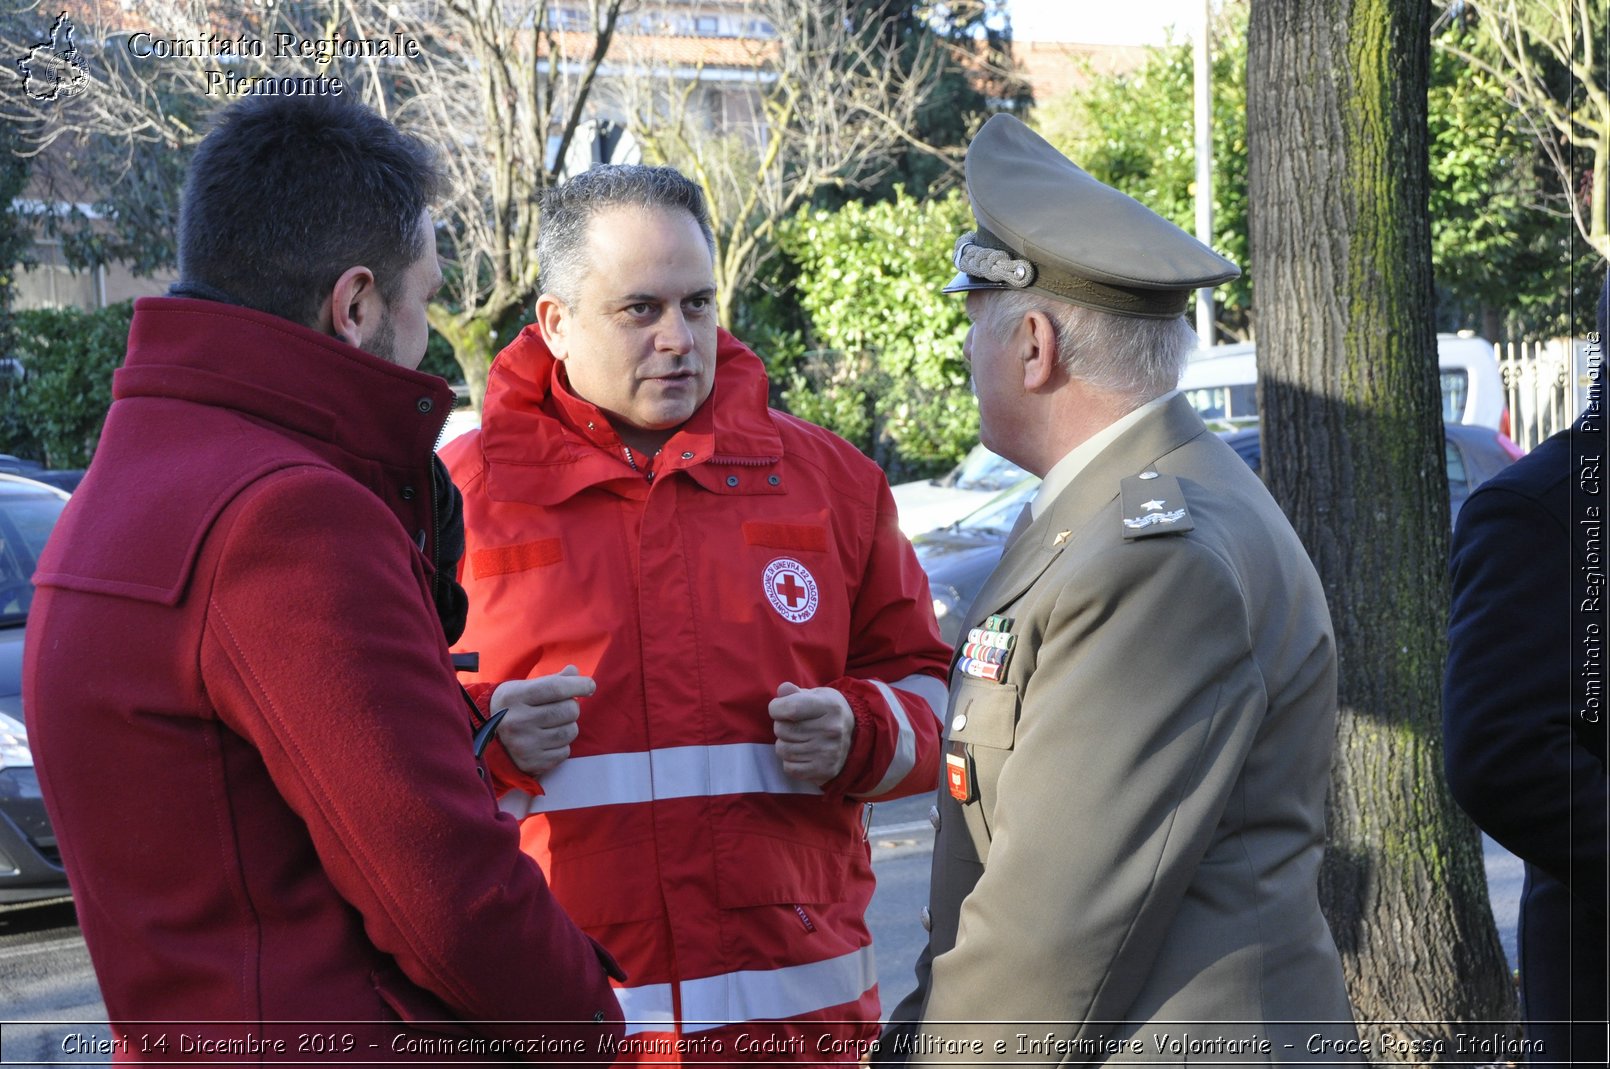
1021 309 1060 392
320 265 386 349
535 292 570 361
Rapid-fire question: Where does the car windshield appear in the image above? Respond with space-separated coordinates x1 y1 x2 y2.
950 477 1040 536
1440 370 1470 424
0 486 66 628
952 447 1031 492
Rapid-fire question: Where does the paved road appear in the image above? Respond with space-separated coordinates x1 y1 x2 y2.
0 796 1522 1064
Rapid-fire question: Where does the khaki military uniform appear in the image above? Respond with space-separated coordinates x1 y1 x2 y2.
882 395 1360 1065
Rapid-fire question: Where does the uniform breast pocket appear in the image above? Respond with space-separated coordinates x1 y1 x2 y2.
945 677 1019 859
948 677 1019 749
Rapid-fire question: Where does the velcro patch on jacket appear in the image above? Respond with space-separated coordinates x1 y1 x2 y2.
471 538 563 578
742 521 828 552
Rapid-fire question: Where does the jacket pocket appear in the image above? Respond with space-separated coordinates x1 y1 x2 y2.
711 795 862 908
542 838 667 928
369 966 477 1039
947 677 1019 750
945 678 1019 862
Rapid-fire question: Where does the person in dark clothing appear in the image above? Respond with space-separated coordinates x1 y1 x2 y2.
1444 273 1609 1066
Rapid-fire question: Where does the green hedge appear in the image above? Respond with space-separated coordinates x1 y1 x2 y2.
1 302 132 468
776 188 977 482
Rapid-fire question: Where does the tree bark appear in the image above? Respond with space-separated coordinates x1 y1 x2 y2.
1246 0 1516 1061
428 307 497 412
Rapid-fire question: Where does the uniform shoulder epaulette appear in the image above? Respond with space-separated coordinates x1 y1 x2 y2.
1119 470 1195 540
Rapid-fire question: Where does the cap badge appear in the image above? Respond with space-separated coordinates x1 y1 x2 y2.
763 557 819 624
953 233 1036 289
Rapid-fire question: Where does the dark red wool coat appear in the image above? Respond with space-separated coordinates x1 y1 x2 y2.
25 298 622 1061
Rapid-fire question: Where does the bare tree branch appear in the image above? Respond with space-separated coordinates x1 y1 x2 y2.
621 0 943 327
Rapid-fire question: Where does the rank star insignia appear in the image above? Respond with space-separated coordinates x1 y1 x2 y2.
1141 499 1166 511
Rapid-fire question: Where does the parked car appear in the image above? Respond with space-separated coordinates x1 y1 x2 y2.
0 455 85 494
890 443 1031 536
914 425 1518 644
0 474 71 905
1179 333 1510 436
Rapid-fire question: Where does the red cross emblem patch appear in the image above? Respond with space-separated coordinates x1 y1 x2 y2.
762 557 820 624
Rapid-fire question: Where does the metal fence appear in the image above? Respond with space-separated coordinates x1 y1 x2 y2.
1497 338 1598 452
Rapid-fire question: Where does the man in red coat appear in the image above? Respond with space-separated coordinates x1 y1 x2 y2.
24 95 622 1059
442 164 951 1063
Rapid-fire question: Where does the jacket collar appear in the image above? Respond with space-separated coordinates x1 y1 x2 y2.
115 297 454 474
960 393 1210 634
477 324 784 503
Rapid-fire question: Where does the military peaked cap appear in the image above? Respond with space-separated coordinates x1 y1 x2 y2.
945 114 1240 319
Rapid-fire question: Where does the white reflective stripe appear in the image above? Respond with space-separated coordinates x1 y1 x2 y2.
503 743 822 816
617 982 676 1035
890 672 949 723
497 789 535 818
678 945 879 1034
862 680 917 797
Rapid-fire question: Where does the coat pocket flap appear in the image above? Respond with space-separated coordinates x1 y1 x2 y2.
947 678 1019 749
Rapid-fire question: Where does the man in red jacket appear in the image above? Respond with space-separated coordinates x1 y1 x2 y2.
24 95 623 1059
441 164 951 1063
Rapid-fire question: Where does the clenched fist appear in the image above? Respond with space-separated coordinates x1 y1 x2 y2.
491 665 595 777
769 682 854 786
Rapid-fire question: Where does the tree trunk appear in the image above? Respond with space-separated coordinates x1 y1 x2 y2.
1246 0 1516 1061
428 307 496 412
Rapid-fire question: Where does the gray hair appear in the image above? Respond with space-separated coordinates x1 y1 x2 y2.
979 290 1199 403
537 165 715 304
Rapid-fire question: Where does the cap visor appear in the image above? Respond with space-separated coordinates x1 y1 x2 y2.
941 271 1010 294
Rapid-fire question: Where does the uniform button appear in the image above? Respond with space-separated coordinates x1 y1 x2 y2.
952 713 967 732
928 804 940 831
726 475 739 487
681 451 695 460
920 906 932 932
400 486 416 501
1139 470 1160 480
416 397 434 414
768 474 780 486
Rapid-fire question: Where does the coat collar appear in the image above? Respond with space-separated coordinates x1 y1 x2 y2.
114 297 453 473
476 324 784 504
961 393 1210 634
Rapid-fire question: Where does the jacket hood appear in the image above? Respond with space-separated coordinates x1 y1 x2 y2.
116 297 454 471
477 325 784 484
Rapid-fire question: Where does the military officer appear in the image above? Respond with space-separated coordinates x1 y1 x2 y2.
876 114 1361 1066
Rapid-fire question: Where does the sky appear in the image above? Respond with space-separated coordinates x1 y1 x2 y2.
1005 0 1211 45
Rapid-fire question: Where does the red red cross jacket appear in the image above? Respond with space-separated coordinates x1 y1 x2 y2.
442 326 950 1063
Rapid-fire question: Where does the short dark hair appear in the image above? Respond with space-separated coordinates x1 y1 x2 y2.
176 95 442 327
537 165 714 304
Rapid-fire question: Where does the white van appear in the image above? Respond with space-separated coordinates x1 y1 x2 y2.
1179 332 1507 433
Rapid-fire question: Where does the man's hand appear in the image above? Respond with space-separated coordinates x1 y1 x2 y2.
491 666 595 777
769 682 854 786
